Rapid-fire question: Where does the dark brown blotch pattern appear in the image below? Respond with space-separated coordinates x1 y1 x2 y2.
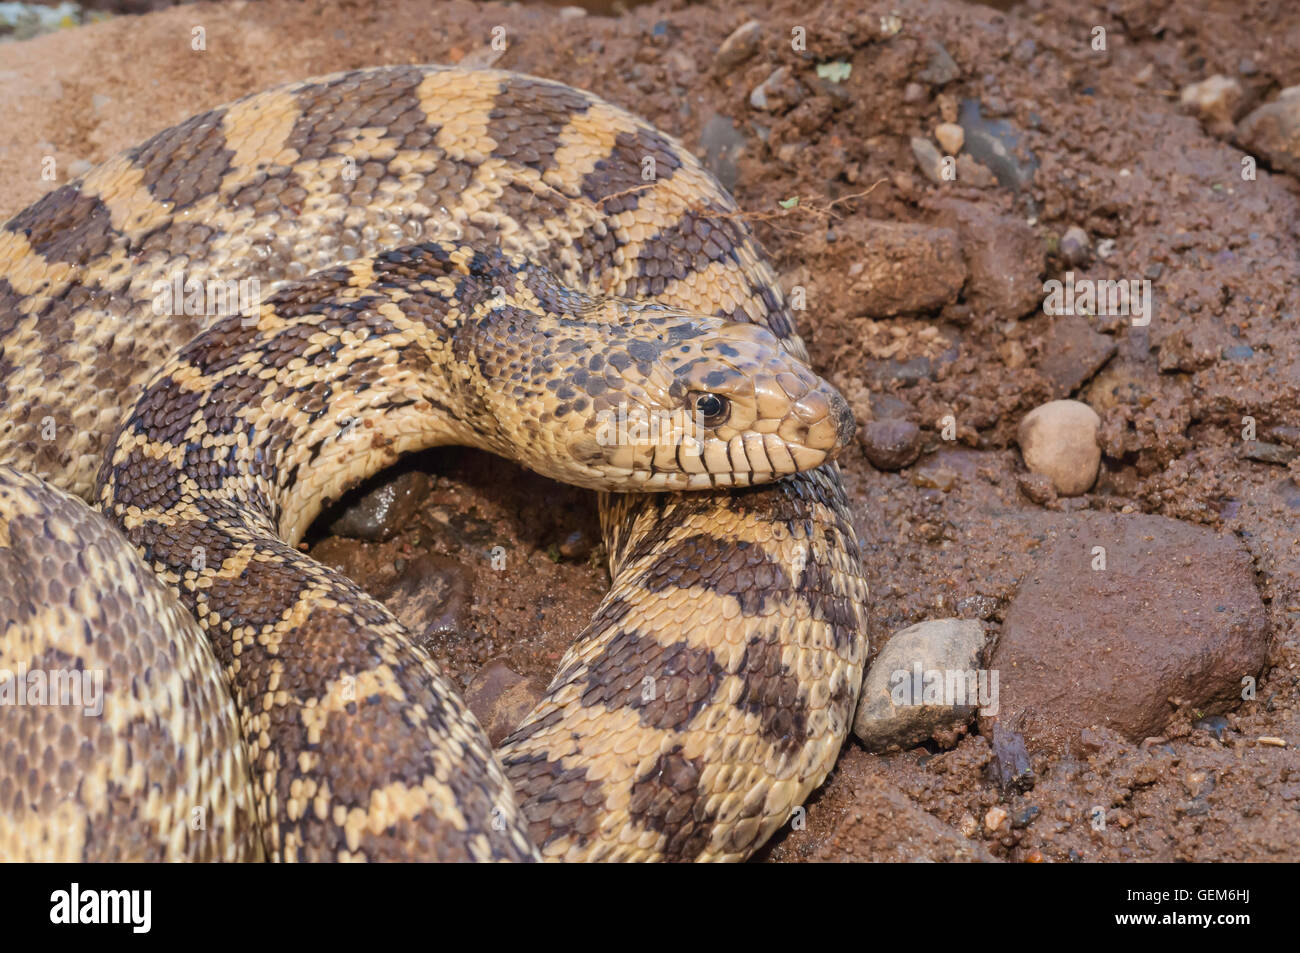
486 75 593 175
733 627 809 754
132 107 235 210
629 208 745 295
502 752 602 851
581 630 726 731
627 746 715 862
124 373 204 445
7 186 117 266
579 126 682 213
286 67 432 161
200 536 310 637
640 532 792 616
795 541 862 655
130 513 240 579
101 443 186 514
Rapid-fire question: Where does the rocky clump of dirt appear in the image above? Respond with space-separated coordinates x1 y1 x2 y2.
781 774 999 863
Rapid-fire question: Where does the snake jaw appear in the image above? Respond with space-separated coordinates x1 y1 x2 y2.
667 326 855 488
575 372 852 492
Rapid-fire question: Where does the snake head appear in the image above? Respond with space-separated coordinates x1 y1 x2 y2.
491 306 856 491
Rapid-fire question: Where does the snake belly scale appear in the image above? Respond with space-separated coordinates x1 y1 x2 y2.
0 66 869 862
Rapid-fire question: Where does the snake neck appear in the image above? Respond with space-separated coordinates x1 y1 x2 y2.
98 242 543 546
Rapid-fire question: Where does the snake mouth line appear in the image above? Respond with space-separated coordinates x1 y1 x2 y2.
605 433 833 490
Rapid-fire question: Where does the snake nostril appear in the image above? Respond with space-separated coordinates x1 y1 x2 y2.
834 396 856 448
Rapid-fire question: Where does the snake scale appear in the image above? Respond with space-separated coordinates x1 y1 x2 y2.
0 66 869 862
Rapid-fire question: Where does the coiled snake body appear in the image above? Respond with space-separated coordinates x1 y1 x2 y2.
0 67 868 861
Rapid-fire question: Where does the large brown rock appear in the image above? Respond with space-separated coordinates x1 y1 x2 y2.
982 513 1269 754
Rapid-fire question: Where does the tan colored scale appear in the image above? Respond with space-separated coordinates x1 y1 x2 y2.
0 66 868 861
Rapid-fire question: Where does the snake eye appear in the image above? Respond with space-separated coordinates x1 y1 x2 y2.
693 392 730 427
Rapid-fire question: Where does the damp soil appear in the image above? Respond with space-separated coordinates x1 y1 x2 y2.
2 0 1298 861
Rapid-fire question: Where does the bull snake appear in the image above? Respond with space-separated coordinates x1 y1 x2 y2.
0 66 868 862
